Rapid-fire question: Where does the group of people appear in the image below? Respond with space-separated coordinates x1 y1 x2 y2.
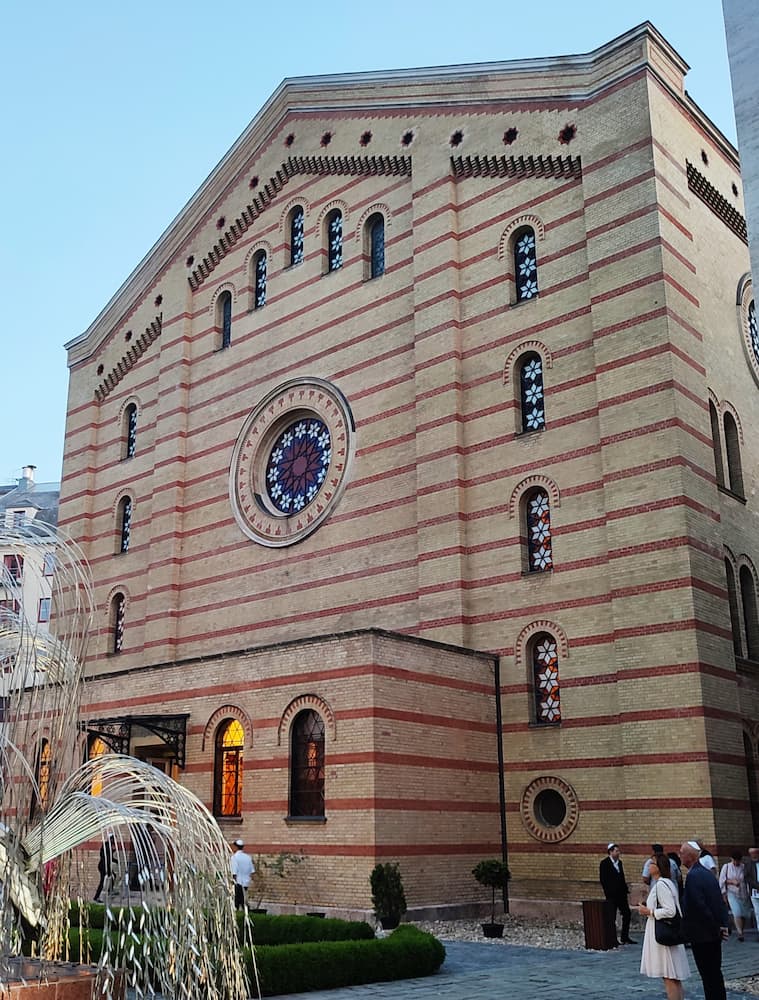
600 839 759 1000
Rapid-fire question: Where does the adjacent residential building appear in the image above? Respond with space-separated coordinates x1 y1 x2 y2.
60 22 759 915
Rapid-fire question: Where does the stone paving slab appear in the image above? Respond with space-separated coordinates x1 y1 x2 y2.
273 935 759 999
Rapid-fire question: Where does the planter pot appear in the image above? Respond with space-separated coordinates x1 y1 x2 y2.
481 922 505 938
379 915 401 930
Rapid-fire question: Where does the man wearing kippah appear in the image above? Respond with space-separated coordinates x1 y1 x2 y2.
599 843 635 945
680 840 730 1000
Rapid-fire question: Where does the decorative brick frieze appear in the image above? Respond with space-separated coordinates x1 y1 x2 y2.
450 153 581 180
94 315 162 402
686 160 748 243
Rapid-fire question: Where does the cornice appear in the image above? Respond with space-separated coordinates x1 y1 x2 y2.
93 315 162 402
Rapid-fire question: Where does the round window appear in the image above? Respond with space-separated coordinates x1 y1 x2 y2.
737 275 759 387
520 776 579 843
265 419 331 514
534 788 567 827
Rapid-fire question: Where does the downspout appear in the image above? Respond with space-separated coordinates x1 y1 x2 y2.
494 655 509 913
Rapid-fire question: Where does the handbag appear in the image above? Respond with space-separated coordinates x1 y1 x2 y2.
653 882 687 946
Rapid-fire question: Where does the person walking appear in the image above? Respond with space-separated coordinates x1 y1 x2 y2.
719 849 750 941
745 846 759 936
637 852 689 1000
599 842 635 945
94 834 115 902
230 838 255 911
680 840 730 1000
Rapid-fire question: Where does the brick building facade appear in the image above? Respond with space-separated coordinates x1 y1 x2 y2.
61 22 759 915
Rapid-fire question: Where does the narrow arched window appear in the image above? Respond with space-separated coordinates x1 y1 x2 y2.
518 353 545 432
216 291 232 349
531 633 561 724
289 206 304 266
117 496 132 554
367 214 385 278
326 210 343 272
514 226 538 302
213 719 243 817
740 566 759 660
254 250 267 309
110 593 125 654
744 732 759 840
525 489 553 572
709 401 724 488
123 403 138 460
724 412 744 496
289 709 325 817
726 559 743 657
31 738 51 820
88 736 109 797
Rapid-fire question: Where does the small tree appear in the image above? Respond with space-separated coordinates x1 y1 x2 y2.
370 862 407 928
472 859 511 925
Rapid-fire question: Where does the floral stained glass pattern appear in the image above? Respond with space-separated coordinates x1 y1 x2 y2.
526 489 552 571
126 404 137 458
749 300 759 366
254 251 267 309
533 634 561 724
291 207 304 265
520 354 545 432
328 211 343 271
515 228 538 302
266 419 331 514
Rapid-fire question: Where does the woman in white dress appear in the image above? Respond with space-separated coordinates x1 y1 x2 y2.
719 849 750 941
637 853 690 1000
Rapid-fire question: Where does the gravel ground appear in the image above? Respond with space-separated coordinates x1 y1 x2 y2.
410 917 759 995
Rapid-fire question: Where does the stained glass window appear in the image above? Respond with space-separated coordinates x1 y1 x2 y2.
532 633 561 724
290 710 325 817
369 215 385 278
31 738 51 820
519 353 545 432
266 419 331 514
724 412 744 496
219 291 232 349
749 300 759 366
214 719 243 817
119 497 132 553
327 210 343 272
111 593 125 654
526 489 552 572
125 403 137 459
514 227 538 302
254 250 267 309
290 206 304 266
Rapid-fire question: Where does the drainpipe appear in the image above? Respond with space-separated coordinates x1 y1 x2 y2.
493 655 509 914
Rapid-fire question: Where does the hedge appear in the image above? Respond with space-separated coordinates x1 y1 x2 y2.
236 912 375 945
247 926 446 996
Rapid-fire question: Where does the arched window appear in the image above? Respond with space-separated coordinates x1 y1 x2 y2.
289 709 325 817
531 633 561 724
110 593 125 654
744 732 759 840
117 496 132 554
253 250 267 309
740 566 759 660
326 210 343 272
123 403 138 460
31 738 51 820
525 489 553 572
289 206 305 266
88 736 109 797
217 290 232 349
367 213 385 278
213 719 244 818
724 412 744 496
518 353 545 432
726 559 743 657
514 226 538 302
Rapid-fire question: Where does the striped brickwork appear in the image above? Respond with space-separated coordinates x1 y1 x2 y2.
60 24 759 912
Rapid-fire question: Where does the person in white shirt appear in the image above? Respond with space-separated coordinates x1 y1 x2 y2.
230 839 255 910
745 846 759 935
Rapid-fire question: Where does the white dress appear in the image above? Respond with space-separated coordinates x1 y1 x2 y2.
640 878 690 981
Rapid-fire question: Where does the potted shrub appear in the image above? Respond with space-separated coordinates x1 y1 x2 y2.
472 859 510 938
370 862 407 929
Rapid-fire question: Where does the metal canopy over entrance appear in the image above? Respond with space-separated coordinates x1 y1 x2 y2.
85 714 190 769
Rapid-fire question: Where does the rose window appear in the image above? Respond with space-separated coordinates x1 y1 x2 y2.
265 419 331 514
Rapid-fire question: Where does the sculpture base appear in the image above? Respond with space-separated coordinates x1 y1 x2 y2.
0 959 123 1000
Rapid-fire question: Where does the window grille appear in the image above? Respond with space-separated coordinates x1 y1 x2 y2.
213 719 243 817
290 710 325 817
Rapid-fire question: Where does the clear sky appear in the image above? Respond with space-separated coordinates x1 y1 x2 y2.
0 0 737 486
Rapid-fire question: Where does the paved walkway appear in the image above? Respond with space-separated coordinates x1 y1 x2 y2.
275 934 759 999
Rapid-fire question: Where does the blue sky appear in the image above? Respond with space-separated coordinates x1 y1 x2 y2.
0 0 737 486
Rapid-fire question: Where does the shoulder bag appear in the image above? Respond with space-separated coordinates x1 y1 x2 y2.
653 881 687 946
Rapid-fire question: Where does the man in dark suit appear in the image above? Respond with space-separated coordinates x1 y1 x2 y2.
680 840 730 1000
599 842 635 944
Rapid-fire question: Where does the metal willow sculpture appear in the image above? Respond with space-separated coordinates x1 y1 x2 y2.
0 519 250 998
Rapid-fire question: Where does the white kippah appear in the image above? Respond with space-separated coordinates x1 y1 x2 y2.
607 842 617 851
687 841 700 850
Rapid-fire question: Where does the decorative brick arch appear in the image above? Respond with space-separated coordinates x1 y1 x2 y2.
118 395 141 425
279 197 311 233
111 487 136 519
721 399 745 445
509 475 560 519
278 694 336 746
707 386 720 410
724 544 738 572
202 704 253 751
514 620 569 670
244 239 274 272
503 341 553 385
209 281 237 314
737 271 753 309
498 214 545 261
315 198 349 236
738 554 759 588
354 203 392 241
105 583 130 610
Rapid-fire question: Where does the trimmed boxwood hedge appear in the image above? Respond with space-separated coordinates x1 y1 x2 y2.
236 912 375 945
247 926 446 996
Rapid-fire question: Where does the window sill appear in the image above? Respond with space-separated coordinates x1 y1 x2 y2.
510 294 539 308
215 816 243 825
528 721 561 729
285 815 326 824
521 568 553 578
514 427 546 439
718 485 747 504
